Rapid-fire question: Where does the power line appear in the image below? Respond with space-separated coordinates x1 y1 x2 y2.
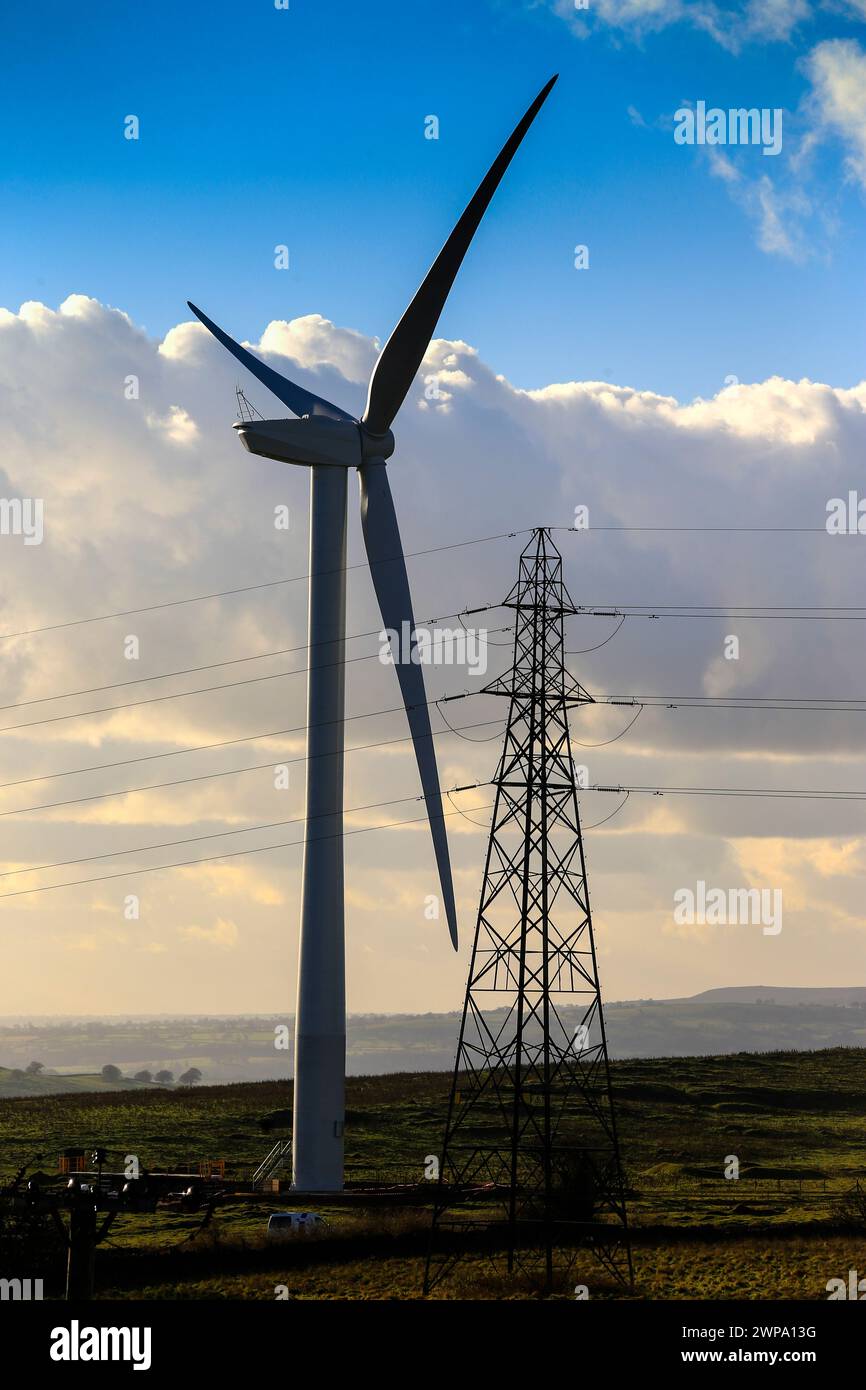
580 611 866 623
0 615 508 714
586 783 866 801
12 600 864 717
0 717 506 819
0 529 529 642
612 694 866 702
0 642 347 713
9 775 866 901
571 705 644 748
0 655 383 733
0 800 497 901
436 698 504 743
582 604 866 611
556 525 861 535
6 685 866 795
0 694 473 790
1 517 854 645
445 788 492 829
581 791 631 830
596 696 866 711
565 613 627 654
0 783 491 881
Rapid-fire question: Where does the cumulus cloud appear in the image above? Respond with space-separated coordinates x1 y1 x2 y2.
146 404 200 446
257 313 378 385
1 296 866 1012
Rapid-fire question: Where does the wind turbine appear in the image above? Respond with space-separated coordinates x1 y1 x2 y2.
188 74 557 1191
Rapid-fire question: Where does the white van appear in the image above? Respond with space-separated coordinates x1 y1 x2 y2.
266 1212 327 1239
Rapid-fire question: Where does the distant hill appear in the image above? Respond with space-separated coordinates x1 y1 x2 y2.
674 985 866 1005
2 987 866 1092
604 993 866 1058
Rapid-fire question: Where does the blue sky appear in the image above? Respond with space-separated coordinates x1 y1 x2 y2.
1 0 864 401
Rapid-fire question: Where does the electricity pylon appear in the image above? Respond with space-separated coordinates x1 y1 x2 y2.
424 527 632 1294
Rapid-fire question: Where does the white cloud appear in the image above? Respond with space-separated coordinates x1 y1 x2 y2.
146 404 199 446
550 0 694 40
2 296 866 1010
805 38 866 188
713 171 813 260
161 310 376 394
753 175 812 257
258 313 377 385
743 0 810 43
707 148 741 183
708 152 807 257
546 0 811 49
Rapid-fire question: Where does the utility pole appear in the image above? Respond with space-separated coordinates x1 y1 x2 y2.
425 528 632 1294
65 1197 98 1300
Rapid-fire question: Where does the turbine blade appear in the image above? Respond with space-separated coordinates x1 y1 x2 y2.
359 461 459 950
187 302 355 423
362 75 558 437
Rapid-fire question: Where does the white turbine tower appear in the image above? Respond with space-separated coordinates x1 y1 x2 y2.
189 75 557 1191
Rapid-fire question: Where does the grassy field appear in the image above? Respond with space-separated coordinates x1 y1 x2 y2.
1 1048 865 1300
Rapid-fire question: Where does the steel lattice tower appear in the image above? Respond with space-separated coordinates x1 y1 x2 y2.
424 528 632 1294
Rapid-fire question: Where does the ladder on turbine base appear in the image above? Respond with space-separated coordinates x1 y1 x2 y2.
252 1140 292 1189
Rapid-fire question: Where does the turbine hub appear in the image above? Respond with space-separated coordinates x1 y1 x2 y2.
359 424 395 463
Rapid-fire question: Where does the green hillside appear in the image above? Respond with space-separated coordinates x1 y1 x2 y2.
0 1067 160 1098
2 1048 865 1299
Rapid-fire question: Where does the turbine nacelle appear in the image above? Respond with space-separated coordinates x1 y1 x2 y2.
233 416 395 468
234 416 361 468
